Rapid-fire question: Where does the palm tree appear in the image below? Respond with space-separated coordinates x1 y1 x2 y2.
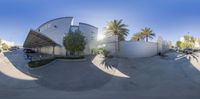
141 27 155 42
131 32 144 41
106 19 129 41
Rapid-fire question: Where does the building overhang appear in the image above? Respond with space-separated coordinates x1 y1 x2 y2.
23 29 61 48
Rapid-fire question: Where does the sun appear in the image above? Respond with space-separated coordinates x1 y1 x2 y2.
97 33 105 41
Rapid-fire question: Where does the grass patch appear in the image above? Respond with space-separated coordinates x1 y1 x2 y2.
28 58 55 68
28 56 85 68
55 56 85 59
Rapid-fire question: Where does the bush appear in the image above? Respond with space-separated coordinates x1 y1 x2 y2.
2 43 8 50
91 48 99 55
176 41 182 48
28 58 55 68
28 56 85 68
102 50 110 57
55 56 84 59
92 48 110 57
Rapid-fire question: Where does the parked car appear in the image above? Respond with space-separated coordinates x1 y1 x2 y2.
9 48 16 51
23 49 36 53
174 47 179 51
183 48 193 54
193 49 200 52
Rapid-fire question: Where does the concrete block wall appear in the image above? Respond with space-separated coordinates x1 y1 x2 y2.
118 41 158 58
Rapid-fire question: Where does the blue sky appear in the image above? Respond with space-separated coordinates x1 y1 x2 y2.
0 0 200 45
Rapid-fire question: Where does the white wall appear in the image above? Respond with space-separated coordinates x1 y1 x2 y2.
98 35 118 55
118 41 158 58
40 46 53 55
79 23 98 55
54 46 66 56
37 17 73 46
36 46 66 56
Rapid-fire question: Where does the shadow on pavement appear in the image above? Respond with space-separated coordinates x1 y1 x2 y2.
28 58 127 91
3 49 200 97
2 49 130 92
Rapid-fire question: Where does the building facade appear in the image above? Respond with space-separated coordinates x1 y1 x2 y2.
23 17 98 56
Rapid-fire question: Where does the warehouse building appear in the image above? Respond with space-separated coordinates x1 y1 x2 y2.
23 17 98 56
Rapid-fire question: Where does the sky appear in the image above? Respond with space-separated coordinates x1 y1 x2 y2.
0 0 200 45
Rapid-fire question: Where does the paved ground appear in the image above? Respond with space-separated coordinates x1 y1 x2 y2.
0 49 200 99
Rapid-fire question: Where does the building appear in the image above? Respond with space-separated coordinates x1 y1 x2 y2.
23 17 98 56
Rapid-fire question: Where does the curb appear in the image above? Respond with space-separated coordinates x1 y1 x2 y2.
56 58 86 62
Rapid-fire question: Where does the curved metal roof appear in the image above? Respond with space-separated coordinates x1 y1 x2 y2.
23 29 61 48
79 22 98 29
37 17 73 30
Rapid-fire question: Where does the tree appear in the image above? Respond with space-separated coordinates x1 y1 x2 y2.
176 41 182 48
180 35 196 49
131 32 144 41
2 43 8 50
183 35 195 43
141 27 155 42
180 42 194 49
63 30 86 56
105 19 129 41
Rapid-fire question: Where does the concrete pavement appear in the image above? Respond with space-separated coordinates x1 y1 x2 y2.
0 49 200 99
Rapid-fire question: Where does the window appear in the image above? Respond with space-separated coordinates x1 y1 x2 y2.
91 36 95 40
40 23 52 32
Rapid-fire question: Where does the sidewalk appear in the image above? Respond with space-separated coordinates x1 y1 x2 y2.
2 49 33 75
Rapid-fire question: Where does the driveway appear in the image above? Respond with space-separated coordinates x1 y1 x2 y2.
28 59 114 91
0 49 200 99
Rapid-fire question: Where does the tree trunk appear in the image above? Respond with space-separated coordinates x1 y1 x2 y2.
52 46 55 57
146 36 148 42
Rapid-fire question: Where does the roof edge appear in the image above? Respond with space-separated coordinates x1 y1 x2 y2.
79 22 98 29
37 17 74 30
23 29 61 47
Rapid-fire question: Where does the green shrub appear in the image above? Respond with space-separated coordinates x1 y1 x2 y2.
102 49 110 57
176 41 182 48
2 43 8 50
28 56 85 68
91 48 110 57
91 48 99 55
28 58 55 68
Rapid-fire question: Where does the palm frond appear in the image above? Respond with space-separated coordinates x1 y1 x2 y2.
105 19 129 41
140 27 156 42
